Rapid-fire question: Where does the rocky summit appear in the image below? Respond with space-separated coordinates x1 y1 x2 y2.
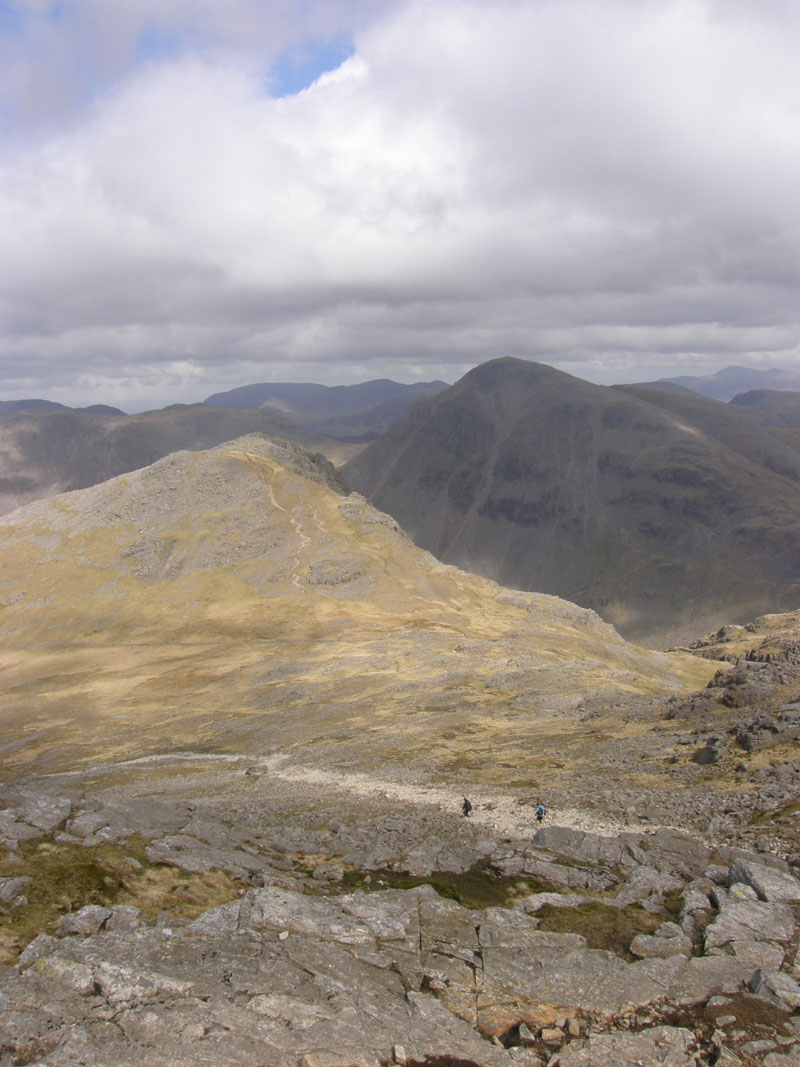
1 435 800 1066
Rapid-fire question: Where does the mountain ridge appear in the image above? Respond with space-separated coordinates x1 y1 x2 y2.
346 357 800 645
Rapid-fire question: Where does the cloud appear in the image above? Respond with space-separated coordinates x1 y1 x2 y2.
1 0 799 409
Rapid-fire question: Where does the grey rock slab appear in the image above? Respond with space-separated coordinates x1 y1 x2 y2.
554 1025 699 1066
721 940 787 971
31 954 97 996
682 889 714 916
104 905 140 932
187 899 242 939
517 891 586 913
0 810 41 842
94 960 194 1006
479 945 683 1017
144 834 267 875
476 906 544 950
59 905 113 937
16 932 58 970
705 899 796 949
247 992 335 1029
632 828 713 879
0 875 32 903
612 864 683 907
532 826 632 869
665 955 759 1005
405 991 515 1067
6 792 71 832
242 887 379 944
731 858 800 903
750 969 800 1011
521 856 618 893
630 931 693 959
65 811 107 837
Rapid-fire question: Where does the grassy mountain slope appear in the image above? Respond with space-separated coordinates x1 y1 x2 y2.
0 435 710 780
729 389 800 429
345 358 800 645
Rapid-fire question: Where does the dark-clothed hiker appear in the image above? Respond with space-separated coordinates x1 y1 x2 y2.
462 797 473 817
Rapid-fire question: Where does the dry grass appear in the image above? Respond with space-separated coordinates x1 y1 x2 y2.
535 901 663 960
0 837 246 962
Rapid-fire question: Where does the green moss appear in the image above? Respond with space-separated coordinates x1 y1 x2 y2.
535 901 662 960
332 862 559 910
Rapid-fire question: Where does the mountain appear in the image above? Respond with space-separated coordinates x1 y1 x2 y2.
0 399 127 415
345 357 800 645
614 382 800 480
4 437 800 1063
0 433 707 780
657 364 800 400
0 403 339 516
729 388 800 429
204 378 448 437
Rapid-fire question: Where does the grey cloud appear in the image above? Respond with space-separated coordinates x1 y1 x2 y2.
1 0 799 411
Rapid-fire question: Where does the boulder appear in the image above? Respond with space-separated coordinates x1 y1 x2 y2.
59 905 113 937
750 970 800 1011
704 900 795 949
0 876 32 903
630 922 693 960
612 865 683 907
730 858 800 903
6 792 71 832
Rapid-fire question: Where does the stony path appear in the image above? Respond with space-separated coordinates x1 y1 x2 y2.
256 752 676 841
116 749 676 842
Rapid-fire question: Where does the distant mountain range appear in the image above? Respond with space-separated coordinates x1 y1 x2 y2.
204 378 448 438
729 388 800 429
656 364 800 401
0 399 126 416
0 403 331 516
345 358 800 645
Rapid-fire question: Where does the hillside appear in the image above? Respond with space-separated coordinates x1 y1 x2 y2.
730 388 800 429
0 434 708 781
0 403 338 516
345 358 800 645
204 378 448 437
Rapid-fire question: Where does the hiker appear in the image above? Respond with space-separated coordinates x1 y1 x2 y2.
535 803 547 824
462 797 473 817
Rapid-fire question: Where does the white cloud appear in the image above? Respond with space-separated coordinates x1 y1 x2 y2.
1 0 799 409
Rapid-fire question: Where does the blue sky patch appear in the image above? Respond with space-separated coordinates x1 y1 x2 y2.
268 36 353 97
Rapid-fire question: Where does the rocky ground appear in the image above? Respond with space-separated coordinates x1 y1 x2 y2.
2 674 800 1067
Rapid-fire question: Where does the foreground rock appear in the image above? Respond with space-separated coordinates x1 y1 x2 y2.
3 815 800 1066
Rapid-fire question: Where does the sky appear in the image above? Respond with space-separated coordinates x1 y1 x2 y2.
1 0 799 412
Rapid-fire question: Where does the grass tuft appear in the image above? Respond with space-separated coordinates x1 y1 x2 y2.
535 900 662 959
0 837 245 961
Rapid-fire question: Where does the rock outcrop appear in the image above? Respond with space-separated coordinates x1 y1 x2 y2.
3 778 800 1066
